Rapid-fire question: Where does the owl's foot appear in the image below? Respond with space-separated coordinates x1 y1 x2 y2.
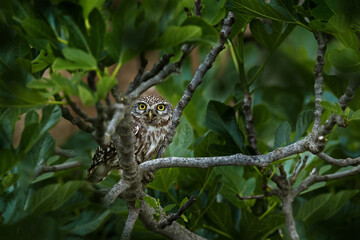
142 171 154 183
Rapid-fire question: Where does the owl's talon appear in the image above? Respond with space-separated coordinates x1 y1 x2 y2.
143 171 154 182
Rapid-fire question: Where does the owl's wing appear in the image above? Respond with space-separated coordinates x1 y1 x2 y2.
86 141 119 183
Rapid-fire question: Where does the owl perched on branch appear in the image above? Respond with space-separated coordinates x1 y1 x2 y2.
86 95 173 183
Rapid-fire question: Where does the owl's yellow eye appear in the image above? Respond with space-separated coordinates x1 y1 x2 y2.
157 104 165 111
138 103 146 110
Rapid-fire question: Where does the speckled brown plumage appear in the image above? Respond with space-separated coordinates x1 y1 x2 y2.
86 95 173 183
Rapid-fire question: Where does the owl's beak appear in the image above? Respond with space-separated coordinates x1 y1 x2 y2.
148 111 153 121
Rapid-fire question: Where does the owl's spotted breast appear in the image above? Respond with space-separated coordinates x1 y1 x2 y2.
86 95 173 183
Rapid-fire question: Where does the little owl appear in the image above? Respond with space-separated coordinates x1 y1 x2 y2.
86 95 173 183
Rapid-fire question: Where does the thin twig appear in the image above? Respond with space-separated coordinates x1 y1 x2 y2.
65 95 95 123
237 192 276 200
34 160 81 178
126 52 148 94
194 0 202 16
243 91 261 155
102 178 131 206
54 147 76 158
157 12 236 158
59 105 94 133
158 195 196 229
290 155 308 184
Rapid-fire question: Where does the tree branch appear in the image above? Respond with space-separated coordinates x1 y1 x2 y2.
102 178 131 206
141 139 307 173
157 11 236 158
34 160 81 178
294 166 360 195
103 103 125 145
54 147 75 158
158 195 196 229
317 152 360 167
65 95 95 123
312 32 327 129
243 91 261 155
121 202 140 240
237 191 276 200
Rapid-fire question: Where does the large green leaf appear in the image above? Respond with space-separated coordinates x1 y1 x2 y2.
153 25 202 49
0 108 21 148
206 100 245 151
53 47 97 71
0 149 17 177
240 210 284 240
228 0 298 23
148 168 180 193
206 202 237 238
61 207 112 236
21 17 58 49
328 48 360 72
274 121 291 148
250 19 295 53
297 190 358 224
293 110 314 142
166 119 194 157
25 181 83 214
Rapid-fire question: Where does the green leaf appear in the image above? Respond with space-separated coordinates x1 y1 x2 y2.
350 109 360 120
0 149 17 176
53 47 97 71
87 8 106 59
135 198 140 208
201 0 226 25
240 210 284 239
31 45 55 73
79 0 105 22
162 204 176 213
21 17 58 48
206 100 245 151
0 174 18 195
206 202 236 238
64 208 112 236
25 181 83 214
148 168 180 193
96 76 117 100
323 74 349 99
181 17 218 45
0 108 21 149
293 110 314 141
274 121 291 148
298 190 358 224
328 48 360 72
153 25 202 49
181 214 188 222
228 0 298 23
250 19 295 53
166 119 194 157
78 84 96 106
320 101 343 115
143 196 157 209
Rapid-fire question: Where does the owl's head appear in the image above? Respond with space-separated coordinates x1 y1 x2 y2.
131 95 173 126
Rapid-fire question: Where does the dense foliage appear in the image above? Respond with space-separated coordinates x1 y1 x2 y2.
1 0 360 239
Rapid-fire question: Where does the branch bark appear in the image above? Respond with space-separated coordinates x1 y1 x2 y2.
121 202 141 240
157 11 236 157
34 160 81 178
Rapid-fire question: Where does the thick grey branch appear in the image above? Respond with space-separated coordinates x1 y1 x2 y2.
121 202 140 240
141 139 306 172
157 11 236 158
282 196 299 240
